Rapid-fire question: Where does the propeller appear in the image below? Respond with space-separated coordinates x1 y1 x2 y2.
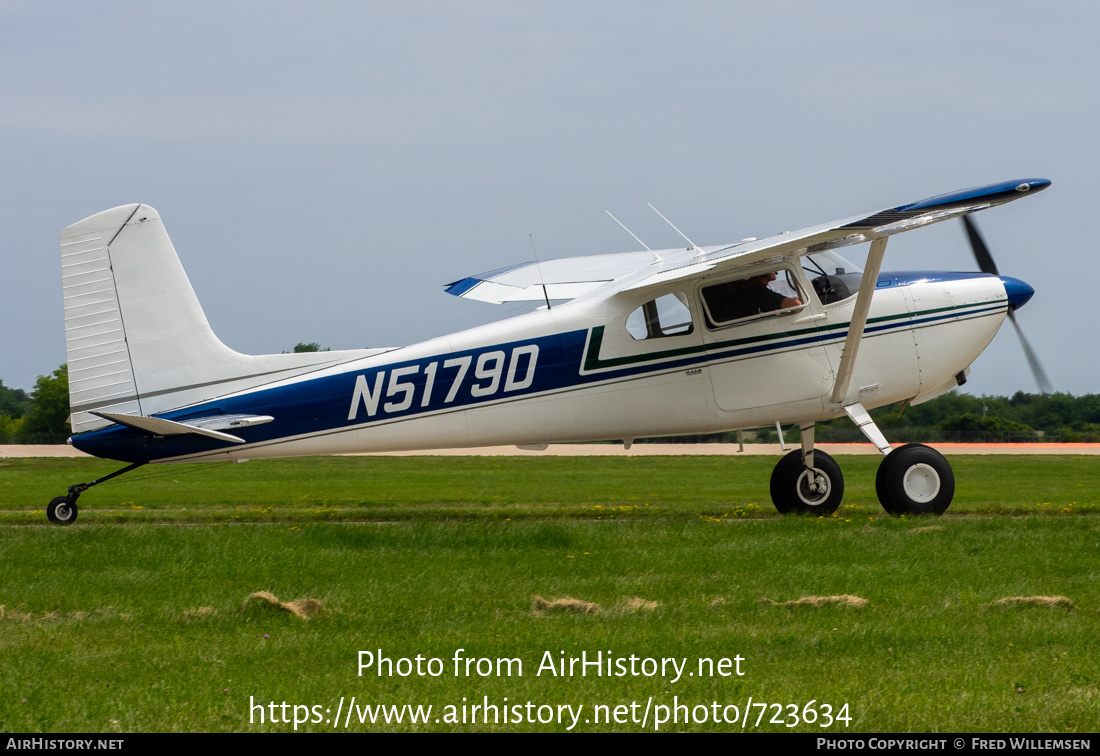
961 214 1053 394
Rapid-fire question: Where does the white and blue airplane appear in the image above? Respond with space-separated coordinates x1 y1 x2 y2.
46 178 1051 524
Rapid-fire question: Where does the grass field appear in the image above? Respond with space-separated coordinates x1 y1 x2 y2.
1 455 1098 732
1 454 1097 522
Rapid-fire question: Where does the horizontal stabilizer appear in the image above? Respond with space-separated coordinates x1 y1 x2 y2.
180 414 275 433
90 411 275 444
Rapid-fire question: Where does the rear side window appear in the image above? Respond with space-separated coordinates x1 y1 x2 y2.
626 292 694 340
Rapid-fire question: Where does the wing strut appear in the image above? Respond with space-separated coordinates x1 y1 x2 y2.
828 238 888 405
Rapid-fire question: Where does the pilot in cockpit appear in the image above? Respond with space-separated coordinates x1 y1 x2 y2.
719 271 803 321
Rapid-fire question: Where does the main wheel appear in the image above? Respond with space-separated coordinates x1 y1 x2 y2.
770 449 844 516
876 443 954 515
46 496 79 525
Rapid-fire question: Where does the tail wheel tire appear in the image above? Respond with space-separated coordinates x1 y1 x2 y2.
47 496 79 525
770 449 844 516
876 443 954 516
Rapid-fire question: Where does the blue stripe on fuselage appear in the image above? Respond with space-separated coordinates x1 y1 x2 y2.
71 295 1006 463
74 331 584 462
878 271 997 288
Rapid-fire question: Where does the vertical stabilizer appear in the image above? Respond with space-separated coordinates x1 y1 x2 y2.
60 204 390 434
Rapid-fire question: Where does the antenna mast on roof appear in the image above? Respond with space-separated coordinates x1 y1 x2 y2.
606 210 663 263
648 203 704 256
529 234 552 311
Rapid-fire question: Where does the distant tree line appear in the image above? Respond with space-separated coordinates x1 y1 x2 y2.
797 390 1100 443
644 390 1100 444
0 365 71 443
3 359 1099 445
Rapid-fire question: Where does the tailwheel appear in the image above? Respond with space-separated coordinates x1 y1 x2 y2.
770 449 844 516
47 461 145 525
876 443 954 515
46 496 79 525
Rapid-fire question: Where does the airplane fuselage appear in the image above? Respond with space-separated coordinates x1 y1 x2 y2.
72 268 1010 464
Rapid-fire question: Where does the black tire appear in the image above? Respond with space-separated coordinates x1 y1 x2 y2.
770 449 844 516
876 443 954 515
47 496 78 525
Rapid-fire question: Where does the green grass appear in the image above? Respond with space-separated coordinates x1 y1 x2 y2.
1 456 1098 732
1 455 1097 523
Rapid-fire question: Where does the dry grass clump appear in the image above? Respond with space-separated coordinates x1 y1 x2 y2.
911 526 945 533
241 591 325 619
531 595 659 615
531 595 601 614
618 597 659 613
183 607 218 619
990 596 1077 611
707 597 727 609
0 605 33 622
1 605 122 622
760 595 870 609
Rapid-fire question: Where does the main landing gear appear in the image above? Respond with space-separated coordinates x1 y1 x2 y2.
44 462 145 525
876 443 955 515
768 404 955 517
770 423 844 516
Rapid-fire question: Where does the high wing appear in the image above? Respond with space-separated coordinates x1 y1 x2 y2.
445 179 1050 303
444 251 657 303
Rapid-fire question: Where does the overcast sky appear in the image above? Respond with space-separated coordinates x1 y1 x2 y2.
1 2 1095 398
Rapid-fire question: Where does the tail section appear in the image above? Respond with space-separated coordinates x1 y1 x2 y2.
60 204 389 434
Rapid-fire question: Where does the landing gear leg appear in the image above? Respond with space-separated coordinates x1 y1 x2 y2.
769 422 844 516
46 462 146 525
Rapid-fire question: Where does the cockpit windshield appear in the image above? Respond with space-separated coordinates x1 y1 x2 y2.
802 250 864 305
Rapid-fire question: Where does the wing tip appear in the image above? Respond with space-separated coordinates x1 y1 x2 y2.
899 178 1051 212
444 277 482 298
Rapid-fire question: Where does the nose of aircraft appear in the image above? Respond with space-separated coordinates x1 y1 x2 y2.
1000 276 1035 311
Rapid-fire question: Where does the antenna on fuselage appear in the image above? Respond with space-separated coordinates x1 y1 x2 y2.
529 234 552 311
647 203 704 256
605 210 663 263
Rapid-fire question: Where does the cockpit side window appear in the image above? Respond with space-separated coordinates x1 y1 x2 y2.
701 270 804 326
626 292 694 340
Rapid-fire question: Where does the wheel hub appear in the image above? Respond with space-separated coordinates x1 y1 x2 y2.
902 463 941 503
796 469 831 506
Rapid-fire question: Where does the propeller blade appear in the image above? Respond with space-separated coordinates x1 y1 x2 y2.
1007 310 1053 394
962 215 999 276
962 216 1051 393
